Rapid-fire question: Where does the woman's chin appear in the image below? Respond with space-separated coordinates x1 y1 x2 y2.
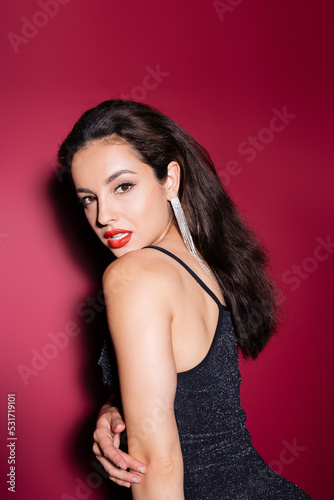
108 243 137 258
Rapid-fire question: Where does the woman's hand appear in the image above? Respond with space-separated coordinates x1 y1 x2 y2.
93 398 148 488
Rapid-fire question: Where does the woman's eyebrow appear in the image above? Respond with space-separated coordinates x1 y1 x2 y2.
75 169 138 193
76 187 94 194
104 169 138 185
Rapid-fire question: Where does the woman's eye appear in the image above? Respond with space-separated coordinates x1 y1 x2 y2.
115 182 134 194
78 196 96 207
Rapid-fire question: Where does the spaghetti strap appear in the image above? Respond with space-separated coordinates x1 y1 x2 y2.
144 245 228 309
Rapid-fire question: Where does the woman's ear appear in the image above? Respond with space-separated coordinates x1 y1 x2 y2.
165 161 181 200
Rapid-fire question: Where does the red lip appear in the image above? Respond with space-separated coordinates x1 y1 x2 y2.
104 229 130 238
104 229 133 249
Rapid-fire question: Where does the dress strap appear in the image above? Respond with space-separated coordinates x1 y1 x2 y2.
144 245 227 309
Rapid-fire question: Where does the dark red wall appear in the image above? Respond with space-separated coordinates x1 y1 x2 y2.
1 1 333 499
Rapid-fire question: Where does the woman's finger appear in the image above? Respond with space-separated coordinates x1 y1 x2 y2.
95 454 142 485
93 437 127 470
116 449 147 474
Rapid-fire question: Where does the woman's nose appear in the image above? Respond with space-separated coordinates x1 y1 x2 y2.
97 200 119 227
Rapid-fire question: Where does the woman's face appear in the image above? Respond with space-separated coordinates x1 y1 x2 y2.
71 140 174 258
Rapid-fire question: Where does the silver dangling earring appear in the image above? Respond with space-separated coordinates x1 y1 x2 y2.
170 196 215 280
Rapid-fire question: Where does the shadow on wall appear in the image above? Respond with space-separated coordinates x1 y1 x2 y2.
48 168 132 499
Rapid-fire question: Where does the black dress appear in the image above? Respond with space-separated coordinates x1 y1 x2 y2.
98 246 313 499
146 246 312 500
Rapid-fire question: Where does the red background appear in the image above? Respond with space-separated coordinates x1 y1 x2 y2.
1 1 333 499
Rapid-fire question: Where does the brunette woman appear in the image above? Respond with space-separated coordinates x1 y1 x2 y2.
58 100 312 499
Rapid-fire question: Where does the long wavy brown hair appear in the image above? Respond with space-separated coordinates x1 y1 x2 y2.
58 99 281 358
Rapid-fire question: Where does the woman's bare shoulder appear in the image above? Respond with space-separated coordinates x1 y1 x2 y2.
102 248 177 302
103 249 178 346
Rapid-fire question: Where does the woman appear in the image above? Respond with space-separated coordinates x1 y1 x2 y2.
58 100 312 499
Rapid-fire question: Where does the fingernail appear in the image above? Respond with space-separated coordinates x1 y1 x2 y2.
132 477 140 484
138 466 145 473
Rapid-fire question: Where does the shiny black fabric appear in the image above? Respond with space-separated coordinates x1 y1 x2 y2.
174 306 311 499
99 246 313 499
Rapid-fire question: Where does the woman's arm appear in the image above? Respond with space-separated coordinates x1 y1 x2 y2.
103 252 184 500
93 394 148 488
